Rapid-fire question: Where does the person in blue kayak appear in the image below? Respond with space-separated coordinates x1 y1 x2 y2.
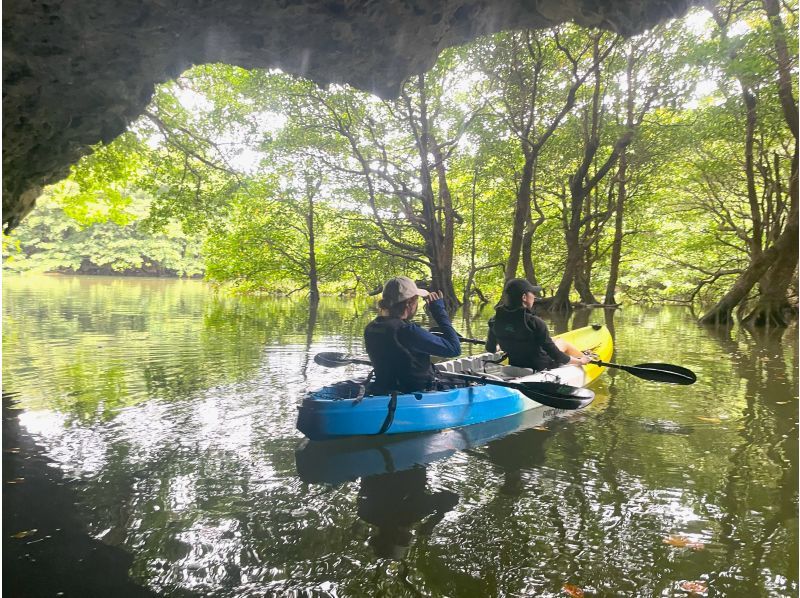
364 276 461 394
486 278 593 371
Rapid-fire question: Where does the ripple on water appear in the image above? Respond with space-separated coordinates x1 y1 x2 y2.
3 279 797 597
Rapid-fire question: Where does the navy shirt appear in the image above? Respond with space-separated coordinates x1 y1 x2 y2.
363 298 461 394
396 299 460 358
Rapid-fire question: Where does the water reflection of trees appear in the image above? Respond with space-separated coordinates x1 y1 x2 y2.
4 276 374 421
704 325 798 594
4 279 797 595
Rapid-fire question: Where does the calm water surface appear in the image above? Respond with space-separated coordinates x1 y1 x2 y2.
3 275 798 597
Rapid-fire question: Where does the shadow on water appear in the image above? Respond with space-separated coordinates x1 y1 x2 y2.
294 403 562 486
2 393 156 597
477 420 556 498
357 467 459 560
295 405 568 560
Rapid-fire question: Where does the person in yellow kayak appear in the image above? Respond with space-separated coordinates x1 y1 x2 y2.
364 276 461 394
486 278 593 371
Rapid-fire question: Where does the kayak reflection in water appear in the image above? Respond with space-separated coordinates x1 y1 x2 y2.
357 467 458 560
483 424 555 497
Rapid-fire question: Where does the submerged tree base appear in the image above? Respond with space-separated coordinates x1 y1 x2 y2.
742 301 797 329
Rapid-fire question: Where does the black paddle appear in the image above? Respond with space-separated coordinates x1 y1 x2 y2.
314 352 372 368
591 360 697 385
432 327 697 386
430 327 485 346
313 351 594 410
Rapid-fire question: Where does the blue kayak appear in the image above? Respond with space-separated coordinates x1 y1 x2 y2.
296 324 612 441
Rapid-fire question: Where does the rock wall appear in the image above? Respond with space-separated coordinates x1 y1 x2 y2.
3 0 694 231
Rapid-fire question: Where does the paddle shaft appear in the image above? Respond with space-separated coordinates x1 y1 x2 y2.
436 328 697 385
430 329 484 346
313 352 592 409
436 371 588 410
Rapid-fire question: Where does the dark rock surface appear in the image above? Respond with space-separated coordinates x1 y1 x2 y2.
3 0 695 231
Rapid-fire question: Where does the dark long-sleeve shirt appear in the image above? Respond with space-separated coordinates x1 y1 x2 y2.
396 299 460 358
485 306 569 370
364 298 461 393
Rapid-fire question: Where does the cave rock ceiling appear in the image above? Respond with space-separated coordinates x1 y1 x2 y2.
2 0 694 230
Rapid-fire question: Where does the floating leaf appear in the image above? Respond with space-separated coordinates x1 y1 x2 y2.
5 477 25 484
563 583 584 597
3 448 20 453
696 416 721 424
663 535 705 550
679 580 708 594
776 401 790 405
532 426 549 431
11 529 37 539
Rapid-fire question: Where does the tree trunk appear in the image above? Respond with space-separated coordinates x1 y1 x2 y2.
742 87 763 256
413 73 459 310
522 163 545 285
431 141 459 309
743 255 798 328
423 155 459 309
743 152 799 327
700 195 798 325
762 0 799 141
744 0 800 327
463 169 481 305
548 41 631 313
605 50 635 305
521 220 536 284
504 154 534 281
430 258 459 312
306 192 320 304
701 0 798 326
551 197 583 312
575 255 599 304
604 167 625 305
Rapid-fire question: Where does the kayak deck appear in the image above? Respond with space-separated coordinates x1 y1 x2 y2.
297 324 613 440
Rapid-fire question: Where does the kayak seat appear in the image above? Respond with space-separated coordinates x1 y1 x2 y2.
315 380 367 400
435 354 498 374
434 353 526 381
481 362 535 381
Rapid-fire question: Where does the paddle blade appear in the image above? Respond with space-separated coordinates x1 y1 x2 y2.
517 381 595 410
314 352 371 368
631 363 697 385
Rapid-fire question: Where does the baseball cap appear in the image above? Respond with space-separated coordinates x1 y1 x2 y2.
382 276 430 305
503 278 542 301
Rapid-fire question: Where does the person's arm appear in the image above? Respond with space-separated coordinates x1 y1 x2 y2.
423 293 461 356
399 294 461 357
399 323 461 357
530 316 571 366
